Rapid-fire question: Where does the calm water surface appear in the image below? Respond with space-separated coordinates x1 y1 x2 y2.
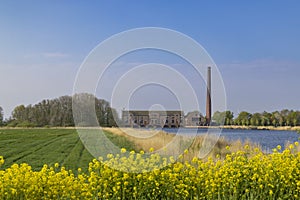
161 128 299 152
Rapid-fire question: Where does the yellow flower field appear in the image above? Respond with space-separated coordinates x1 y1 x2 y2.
0 143 300 199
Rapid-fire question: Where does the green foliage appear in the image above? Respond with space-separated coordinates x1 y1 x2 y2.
213 109 300 127
10 93 119 128
0 106 3 126
6 120 18 127
5 120 37 128
212 111 223 125
16 121 37 128
250 113 261 126
234 111 252 126
212 110 234 125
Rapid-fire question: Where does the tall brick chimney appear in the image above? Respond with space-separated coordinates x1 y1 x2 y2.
206 66 212 125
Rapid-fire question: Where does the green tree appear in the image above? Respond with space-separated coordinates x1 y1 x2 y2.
235 111 252 126
212 110 234 125
261 111 271 126
10 94 119 127
224 111 234 125
270 111 281 127
0 106 3 126
212 111 224 125
280 109 291 126
250 113 261 126
12 105 27 122
287 111 298 127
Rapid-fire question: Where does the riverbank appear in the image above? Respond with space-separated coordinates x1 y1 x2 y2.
223 125 300 131
186 125 300 132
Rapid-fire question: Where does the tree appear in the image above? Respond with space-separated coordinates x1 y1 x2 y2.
224 111 234 125
280 109 291 126
287 111 299 127
212 111 224 125
0 106 3 126
270 111 281 127
211 109 300 127
12 105 26 122
10 94 119 127
261 111 272 126
235 111 252 126
212 110 234 125
250 113 261 126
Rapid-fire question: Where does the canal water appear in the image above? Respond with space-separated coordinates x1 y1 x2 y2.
161 128 300 152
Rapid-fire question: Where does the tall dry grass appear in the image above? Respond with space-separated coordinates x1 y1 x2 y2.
102 128 175 151
102 128 262 161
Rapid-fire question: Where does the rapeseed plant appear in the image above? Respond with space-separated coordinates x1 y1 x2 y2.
0 142 300 199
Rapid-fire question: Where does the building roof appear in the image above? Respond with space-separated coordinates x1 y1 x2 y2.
122 110 184 116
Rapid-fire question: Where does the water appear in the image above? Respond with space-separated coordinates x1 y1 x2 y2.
161 128 300 152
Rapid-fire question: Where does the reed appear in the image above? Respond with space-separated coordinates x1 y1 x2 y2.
102 128 262 161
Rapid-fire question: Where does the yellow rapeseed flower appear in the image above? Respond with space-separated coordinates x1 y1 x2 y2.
269 190 273 195
277 145 282 150
121 148 126 153
0 156 4 166
0 142 299 199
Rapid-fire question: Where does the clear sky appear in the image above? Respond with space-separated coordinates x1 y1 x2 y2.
0 1 300 118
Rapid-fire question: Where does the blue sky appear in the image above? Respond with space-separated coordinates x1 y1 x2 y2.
0 1 300 118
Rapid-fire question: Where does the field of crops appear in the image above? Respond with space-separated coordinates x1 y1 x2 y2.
0 128 134 172
0 128 300 199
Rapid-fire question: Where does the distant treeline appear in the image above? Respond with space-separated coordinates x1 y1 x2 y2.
213 110 300 127
0 97 299 127
0 93 118 127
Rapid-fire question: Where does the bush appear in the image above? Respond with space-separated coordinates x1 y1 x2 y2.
16 121 37 128
6 120 18 127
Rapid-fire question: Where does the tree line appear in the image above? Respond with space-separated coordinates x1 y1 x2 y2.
0 93 118 127
213 110 300 127
1 98 299 128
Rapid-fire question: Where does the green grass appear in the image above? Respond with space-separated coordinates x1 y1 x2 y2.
0 128 136 172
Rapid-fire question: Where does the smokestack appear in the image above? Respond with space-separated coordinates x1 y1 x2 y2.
206 66 212 125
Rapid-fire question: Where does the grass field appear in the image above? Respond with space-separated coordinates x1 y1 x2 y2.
0 128 135 172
